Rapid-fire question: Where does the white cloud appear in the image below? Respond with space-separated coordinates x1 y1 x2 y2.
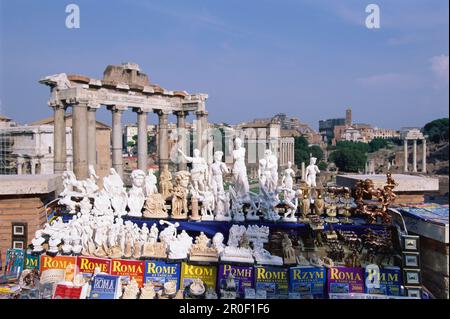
356 73 422 89
430 54 449 82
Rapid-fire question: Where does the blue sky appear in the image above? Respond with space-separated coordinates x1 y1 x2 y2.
0 0 448 130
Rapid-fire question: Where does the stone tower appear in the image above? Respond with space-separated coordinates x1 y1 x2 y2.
345 108 352 126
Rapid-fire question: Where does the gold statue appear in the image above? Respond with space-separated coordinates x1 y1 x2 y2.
171 171 190 219
159 164 173 199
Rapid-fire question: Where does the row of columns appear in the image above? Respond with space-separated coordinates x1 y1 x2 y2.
53 102 206 180
279 139 294 166
403 138 427 173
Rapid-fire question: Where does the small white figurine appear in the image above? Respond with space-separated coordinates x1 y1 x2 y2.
178 148 208 193
306 157 320 188
47 233 62 256
127 169 146 217
282 188 299 222
232 138 250 202
145 169 158 196
209 151 229 203
215 191 232 221
199 188 215 221
31 230 45 254
281 161 295 190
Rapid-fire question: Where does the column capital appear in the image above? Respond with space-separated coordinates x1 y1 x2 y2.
49 99 67 110
195 110 208 117
174 110 189 117
107 105 128 112
154 109 171 117
132 107 147 114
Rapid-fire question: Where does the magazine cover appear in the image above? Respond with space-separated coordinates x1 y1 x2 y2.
327 267 365 294
4 249 25 278
365 266 402 296
76 256 112 275
110 259 145 287
180 262 217 290
255 266 289 299
24 252 40 270
89 274 121 299
39 255 77 272
144 260 181 291
289 266 327 298
218 264 255 297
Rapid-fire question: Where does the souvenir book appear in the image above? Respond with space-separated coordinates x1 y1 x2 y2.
110 259 145 287
218 264 255 297
144 260 181 291
254 266 289 299
327 266 365 294
365 266 402 296
180 262 217 290
89 274 121 299
289 266 326 298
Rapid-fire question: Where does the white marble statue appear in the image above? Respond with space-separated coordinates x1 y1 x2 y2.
212 233 225 254
259 149 278 193
282 188 299 222
209 151 229 203
159 220 179 246
85 165 100 196
229 186 245 222
47 233 62 255
281 161 295 190
61 171 85 197
127 169 146 217
145 169 158 196
259 185 281 222
232 138 250 202
61 231 73 255
59 195 77 215
305 157 320 188
214 191 232 221
149 223 159 244
168 230 193 260
103 168 125 195
31 230 45 254
178 148 208 193
92 191 113 216
199 188 215 221
78 197 93 215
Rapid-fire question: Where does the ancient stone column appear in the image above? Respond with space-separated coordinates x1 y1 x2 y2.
72 101 89 179
157 110 169 173
195 110 208 157
413 139 417 173
422 138 427 173
87 106 98 168
403 139 408 172
53 103 67 175
135 109 148 171
175 111 187 171
108 105 126 178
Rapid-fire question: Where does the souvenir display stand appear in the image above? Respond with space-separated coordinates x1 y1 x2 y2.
1 149 418 299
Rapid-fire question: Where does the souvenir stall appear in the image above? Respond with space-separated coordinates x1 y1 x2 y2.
1 140 418 299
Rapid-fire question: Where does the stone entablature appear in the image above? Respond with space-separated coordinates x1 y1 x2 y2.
40 63 209 180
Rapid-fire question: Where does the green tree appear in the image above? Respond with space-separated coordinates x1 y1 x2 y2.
147 135 157 154
294 136 309 166
368 138 389 153
318 161 328 171
423 118 449 143
329 148 367 172
309 145 324 162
